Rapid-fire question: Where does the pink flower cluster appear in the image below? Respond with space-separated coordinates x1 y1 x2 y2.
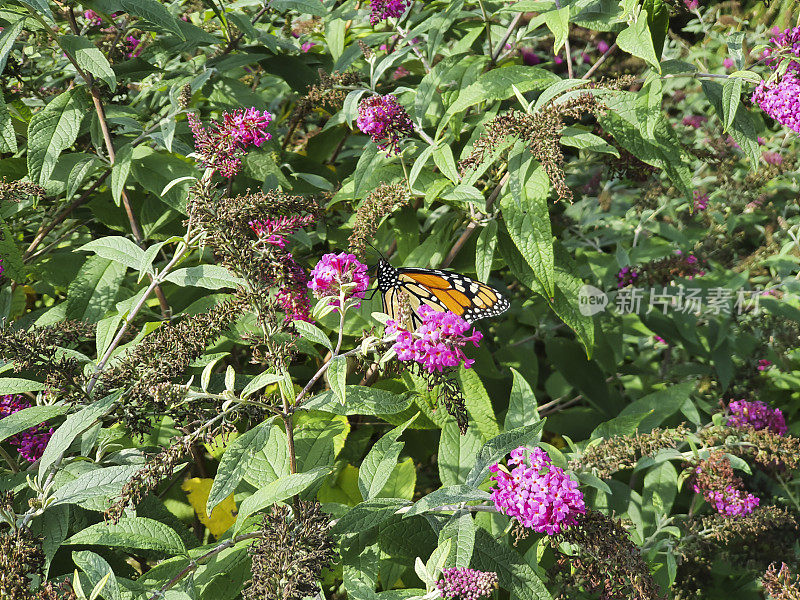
356 95 414 155
616 265 639 288
437 568 498 600
369 0 411 26
693 190 709 211
249 215 314 249
684 0 699 9
682 115 708 129
124 35 143 59
752 71 800 134
188 108 272 177
386 305 482 373
757 359 773 371
762 151 783 165
727 399 787 435
0 395 53 462
308 252 369 309
760 26 800 71
693 479 760 517
489 447 585 535
84 9 102 26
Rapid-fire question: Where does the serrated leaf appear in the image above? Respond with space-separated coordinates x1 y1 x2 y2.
331 498 410 535
379 456 417 500
294 321 332 350
79 236 146 271
271 0 328 16
465 421 545 488
235 467 331 534
458 368 499 440
39 392 119 483
65 517 186 555
616 10 660 71
64 256 126 323
504 368 540 432
328 355 347 405
207 419 275 515
0 20 25 77
0 405 68 443
438 419 482 487
302 387 413 416
241 372 284 399
439 510 475 568
27 88 88 185
591 411 651 439
51 465 141 509
21 0 53 22
0 95 16 153
66 155 100 202
475 220 498 283
111 144 132 205
165 265 245 289
404 485 489 517
722 76 744 132
0 378 48 395
618 381 695 432
119 0 184 38
61 35 116 90
73 551 121 600
472 529 553 600
702 80 760 167
359 415 417 500
543 7 570 54
433 144 460 185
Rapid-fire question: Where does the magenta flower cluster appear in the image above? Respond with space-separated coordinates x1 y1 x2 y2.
83 9 102 26
249 215 314 250
757 359 773 371
124 35 143 59
308 252 369 309
693 479 759 517
369 0 411 26
386 305 482 373
682 115 708 129
727 399 787 435
751 27 800 134
693 190 709 211
489 446 585 535
356 95 414 155
0 395 53 462
188 108 272 177
437 568 498 600
616 265 639 288
760 26 800 70
762 151 783 165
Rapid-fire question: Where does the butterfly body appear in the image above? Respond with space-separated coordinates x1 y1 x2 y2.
376 259 510 325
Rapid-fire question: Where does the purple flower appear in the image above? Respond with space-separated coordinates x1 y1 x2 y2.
696 484 760 517
249 215 314 249
124 35 143 59
0 395 53 462
684 0 699 9
762 151 783 165
386 306 482 373
653 335 667 345
727 399 787 435
616 265 639 288
0 257 4 278
308 252 369 309
437 568 498 600
597 40 610 54
723 57 734 69
752 71 800 133
301 42 315 53
277 258 313 323
520 48 541 65
356 95 414 155
760 26 800 71
757 358 773 371
84 9 102 26
692 453 759 518
369 0 411 26
489 447 585 535
682 115 708 129
188 108 272 177
693 190 709 211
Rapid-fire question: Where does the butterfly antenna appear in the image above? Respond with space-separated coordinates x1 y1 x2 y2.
365 240 388 262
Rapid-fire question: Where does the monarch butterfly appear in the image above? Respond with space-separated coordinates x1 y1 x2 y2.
375 259 510 326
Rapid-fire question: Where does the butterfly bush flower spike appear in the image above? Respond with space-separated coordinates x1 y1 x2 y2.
437 568 498 600
386 305 482 373
369 0 411 26
727 399 787 435
751 27 800 133
356 95 414 155
0 395 53 462
692 452 759 518
189 108 272 177
489 446 585 535
308 253 369 309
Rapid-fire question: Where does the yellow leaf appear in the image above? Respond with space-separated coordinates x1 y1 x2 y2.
182 477 237 537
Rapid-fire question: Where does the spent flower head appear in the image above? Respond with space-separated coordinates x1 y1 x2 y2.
692 451 759 517
356 94 414 155
726 399 787 435
386 305 482 373
308 252 369 309
437 568 498 600
489 446 585 535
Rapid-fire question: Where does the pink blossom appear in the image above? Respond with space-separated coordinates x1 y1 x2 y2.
762 151 783 165
727 399 787 435
84 9 102 26
308 253 369 309
597 40 610 54
723 57 734 69
757 358 773 371
489 447 585 535
387 305 482 373
684 0 699 9
520 48 541 65
752 71 800 133
0 395 53 462
356 95 414 155
124 35 143 59
616 266 639 288
437 568 498 600
301 42 315 53
188 109 272 177
693 190 709 211
369 0 411 26
249 215 314 249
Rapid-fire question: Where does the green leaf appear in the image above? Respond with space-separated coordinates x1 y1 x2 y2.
504 368 540 432
618 381 695 432
616 10 660 71
207 420 275 515
458 368 500 440
560 127 620 156
0 216 23 282
439 510 475 568
501 158 554 298
294 321 333 351
379 457 417 500
591 411 651 439
642 460 677 515
241 372 284 399
328 355 347 405
66 155 100 202
302 387 413 416
21 0 53 22
0 95 17 154
331 498 410 535
119 0 185 38
433 144 460 185
27 87 88 185
60 35 116 90
722 76 744 132
475 220 498 283
472 529 553 600
64 256 126 323
65 517 187 555
404 485 489 517
0 19 25 76
465 421 546 488
164 265 245 289
726 31 745 70
73 551 121 600
438 420 483 486
271 0 328 16
702 80 760 167
543 7 570 54
643 0 669 59
111 144 133 205
39 392 119 483
235 467 332 534
359 415 417 501
325 18 345 61
51 465 141 510
0 378 48 395
130 148 195 214
0 405 68 443
78 236 146 271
